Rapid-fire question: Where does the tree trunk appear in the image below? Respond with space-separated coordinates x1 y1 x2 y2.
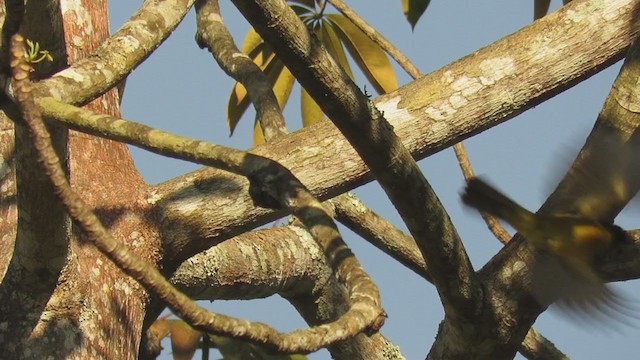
0 2 154 358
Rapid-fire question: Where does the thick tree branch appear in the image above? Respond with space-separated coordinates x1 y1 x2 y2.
171 225 404 359
141 0 640 268
226 0 640 358
328 0 512 245
171 226 330 301
0 3 71 352
34 0 640 292
3 0 633 273
232 0 479 328
10 0 68 283
451 23 640 359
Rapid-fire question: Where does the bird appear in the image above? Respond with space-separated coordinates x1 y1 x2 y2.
461 176 635 325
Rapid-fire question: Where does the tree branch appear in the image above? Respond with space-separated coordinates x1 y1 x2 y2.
232 0 479 327
194 0 288 140
460 20 640 359
36 94 386 353
0 2 71 345
2 0 195 107
327 0 512 244
171 225 405 358
192 4 397 356
171 226 330 301
13 0 636 272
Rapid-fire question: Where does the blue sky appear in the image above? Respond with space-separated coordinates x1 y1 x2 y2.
109 2 639 359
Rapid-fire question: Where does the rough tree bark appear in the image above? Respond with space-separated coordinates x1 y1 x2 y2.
0 1 153 359
1 1 640 359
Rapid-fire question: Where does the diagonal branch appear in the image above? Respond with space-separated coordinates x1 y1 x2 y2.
232 0 479 325
327 0 513 246
465 17 640 359
1 0 195 107
7 0 636 269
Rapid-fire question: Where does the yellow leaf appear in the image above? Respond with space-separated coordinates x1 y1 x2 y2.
320 19 354 79
301 87 324 127
168 320 202 360
253 119 266 145
327 14 398 94
402 0 431 30
227 81 250 135
148 318 172 340
270 59 295 109
241 27 263 54
227 43 280 135
295 20 357 128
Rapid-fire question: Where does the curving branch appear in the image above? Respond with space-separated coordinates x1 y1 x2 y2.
12 0 636 271
171 225 404 358
194 0 288 140
193 3 399 357
232 0 479 330
37 94 386 353
40 0 637 296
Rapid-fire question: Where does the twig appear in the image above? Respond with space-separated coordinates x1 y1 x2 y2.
452 142 512 243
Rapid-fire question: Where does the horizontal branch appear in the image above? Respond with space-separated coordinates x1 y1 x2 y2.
171 226 330 300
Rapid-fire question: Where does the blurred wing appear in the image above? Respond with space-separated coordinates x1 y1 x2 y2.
547 129 640 221
530 251 638 329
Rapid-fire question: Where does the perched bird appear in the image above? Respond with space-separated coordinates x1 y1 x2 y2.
461 176 634 324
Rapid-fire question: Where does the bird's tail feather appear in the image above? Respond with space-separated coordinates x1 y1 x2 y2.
462 177 536 232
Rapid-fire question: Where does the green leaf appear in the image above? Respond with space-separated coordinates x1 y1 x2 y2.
402 0 431 30
290 4 314 17
327 14 398 94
